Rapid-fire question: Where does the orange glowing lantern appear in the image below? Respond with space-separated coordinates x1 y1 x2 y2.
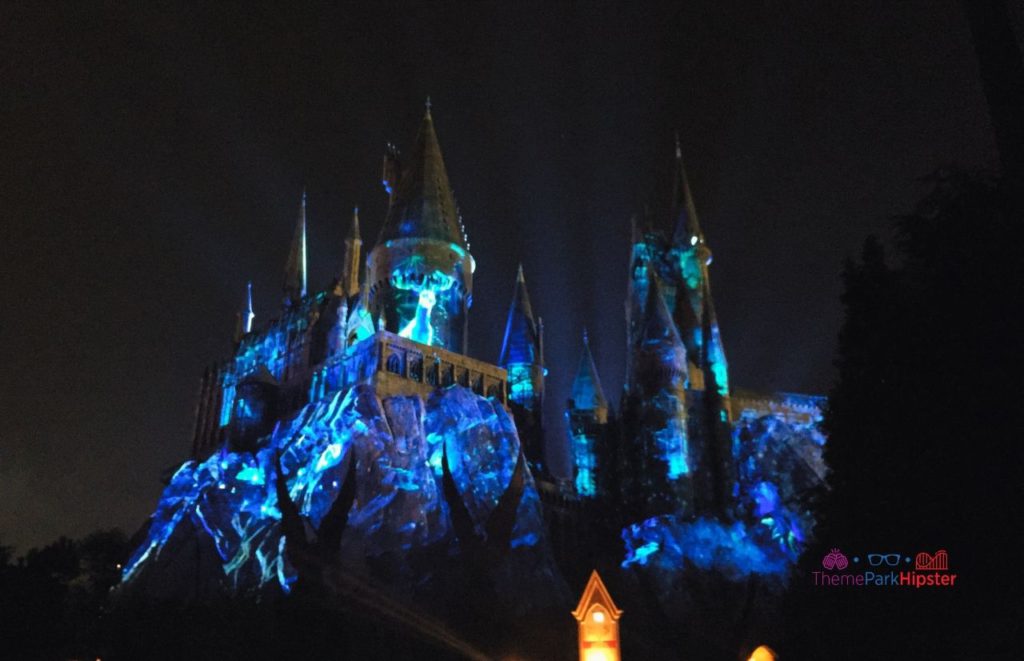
572 570 623 661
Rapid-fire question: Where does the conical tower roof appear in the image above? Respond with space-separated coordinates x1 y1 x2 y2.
571 330 608 411
498 264 541 367
347 205 361 241
670 135 703 246
377 104 468 249
641 273 686 351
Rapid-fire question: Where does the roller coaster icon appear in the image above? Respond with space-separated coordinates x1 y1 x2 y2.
914 549 949 571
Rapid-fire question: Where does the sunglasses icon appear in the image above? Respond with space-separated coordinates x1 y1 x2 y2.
868 553 902 566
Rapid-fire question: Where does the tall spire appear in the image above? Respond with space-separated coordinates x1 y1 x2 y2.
499 263 541 368
284 190 308 305
670 135 703 246
571 329 609 413
348 205 360 240
376 105 467 249
233 281 255 343
338 206 362 298
244 281 255 334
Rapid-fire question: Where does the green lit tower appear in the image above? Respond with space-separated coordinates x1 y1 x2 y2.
367 101 474 353
499 263 547 472
619 137 736 518
567 330 610 498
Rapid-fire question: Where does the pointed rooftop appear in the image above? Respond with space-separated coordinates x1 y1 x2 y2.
670 134 704 246
284 190 308 303
572 570 623 622
347 206 361 241
571 330 609 412
244 281 255 334
498 264 541 367
641 274 687 352
377 102 468 249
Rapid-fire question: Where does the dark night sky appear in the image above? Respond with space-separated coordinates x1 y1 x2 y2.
0 1 1003 551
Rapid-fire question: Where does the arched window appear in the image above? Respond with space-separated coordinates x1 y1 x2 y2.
427 362 439 386
441 365 454 386
408 357 423 382
386 353 403 375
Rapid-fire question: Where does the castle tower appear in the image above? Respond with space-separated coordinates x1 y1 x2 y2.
337 206 362 299
499 264 547 471
367 102 474 353
621 273 695 515
618 139 737 518
499 264 545 407
665 138 730 404
665 140 734 514
283 191 308 308
568 330 610 498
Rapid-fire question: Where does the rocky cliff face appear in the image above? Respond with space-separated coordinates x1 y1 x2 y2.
122 384 567 616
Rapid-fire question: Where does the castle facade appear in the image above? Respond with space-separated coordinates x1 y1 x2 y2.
188 104 822 532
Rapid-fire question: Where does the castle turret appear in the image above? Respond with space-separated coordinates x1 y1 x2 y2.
337 206 362 299
568 330 610 498
500 264 547 471
626 274 693 513
665 140 730 401
500 264 545 406
283 191 308 307
367 102 474 353
618 139 736 518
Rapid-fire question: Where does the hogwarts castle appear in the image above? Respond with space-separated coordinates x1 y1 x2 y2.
122 105 827 648
188 105 820 511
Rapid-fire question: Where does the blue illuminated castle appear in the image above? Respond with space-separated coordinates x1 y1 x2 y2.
191 105 510 462
127 103 826 609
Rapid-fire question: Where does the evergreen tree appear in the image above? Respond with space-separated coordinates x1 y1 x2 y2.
784 169 1022 659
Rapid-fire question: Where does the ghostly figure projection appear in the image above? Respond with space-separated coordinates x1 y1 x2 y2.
367 103 475 353
399 289 437 346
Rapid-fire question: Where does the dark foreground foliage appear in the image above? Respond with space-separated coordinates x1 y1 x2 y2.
780 169 1023 660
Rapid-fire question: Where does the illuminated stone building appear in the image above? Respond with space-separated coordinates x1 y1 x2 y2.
191 105 509 461
168 104 825 599
558 138 826 528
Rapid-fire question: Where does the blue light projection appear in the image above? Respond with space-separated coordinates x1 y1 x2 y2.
219 384 235 427
621 413 826 582
674 247 703 291
123 383 546 593
707 324 730 396
506 364 534 406
227 292 327 387
656 424 690 479
399 289 437 345
622 516 792 579
570 424 597 497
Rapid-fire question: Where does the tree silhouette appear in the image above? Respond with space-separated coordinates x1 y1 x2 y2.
782 169 1022 660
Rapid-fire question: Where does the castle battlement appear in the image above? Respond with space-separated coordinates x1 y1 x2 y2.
317 330 507 406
